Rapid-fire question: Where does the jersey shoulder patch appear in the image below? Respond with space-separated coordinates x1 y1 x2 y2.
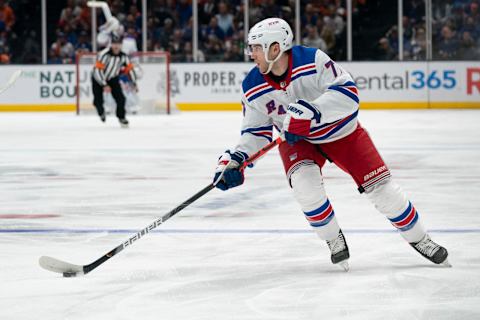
242 67 275 103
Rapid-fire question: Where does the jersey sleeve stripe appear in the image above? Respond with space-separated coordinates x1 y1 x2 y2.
292 63 316 75
308 110 358 141
241 125 273 141
291 69 317 82
246 87 275 102
245 82 271 98
328 82 359 103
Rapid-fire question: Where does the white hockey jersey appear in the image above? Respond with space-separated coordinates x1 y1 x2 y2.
235 45 360 158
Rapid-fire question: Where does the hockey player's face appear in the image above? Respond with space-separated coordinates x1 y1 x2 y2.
249 45 268 72
250 44 280 73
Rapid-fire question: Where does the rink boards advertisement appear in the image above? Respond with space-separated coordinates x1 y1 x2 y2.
0 61 478 111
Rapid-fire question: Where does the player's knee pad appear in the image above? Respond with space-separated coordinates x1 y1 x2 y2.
365 178 408 219
290 163 327 212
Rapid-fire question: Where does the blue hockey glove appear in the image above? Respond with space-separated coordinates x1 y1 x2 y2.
284 131 305 145
213 150 247 191
283 99 321 145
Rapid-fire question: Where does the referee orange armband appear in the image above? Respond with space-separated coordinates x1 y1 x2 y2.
95 61 105 69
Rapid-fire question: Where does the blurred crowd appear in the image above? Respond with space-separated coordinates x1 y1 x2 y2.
0 0 478 64
377 0 480 60
148 0 346 62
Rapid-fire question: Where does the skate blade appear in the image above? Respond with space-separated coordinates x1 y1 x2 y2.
337 260 349 272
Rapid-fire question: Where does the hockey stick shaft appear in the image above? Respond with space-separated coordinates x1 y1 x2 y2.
87 1 113 20
83 182 215 274
84 136 283 274
240 136 283 170
41 136 283 276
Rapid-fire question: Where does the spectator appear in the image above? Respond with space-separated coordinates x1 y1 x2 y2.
75 30 92 55
76 0 91 31
204 34 223 61
48 47 63 64
152 0 175 28
435 25 459 59
169 28 185 61
59 0 76 27
302 3 318 32
176 0 192 28
215 2 234 38
458 31 478 59
468 2 479 21
128 4 142 31
222 41 243 61
0 0 15 32
0 41 10 64
375 37 396 60
410 27 426 60
199 0 216 25
461 16 479 40
157 17 174 51
320 25 336 55
203 16 225 41
50 32 75 63
303 24 327 52
19 30 41 64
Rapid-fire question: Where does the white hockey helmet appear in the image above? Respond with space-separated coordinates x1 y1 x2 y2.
246 18 294 74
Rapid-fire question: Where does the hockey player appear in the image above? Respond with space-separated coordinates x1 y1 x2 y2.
213 18 450 270
91 33 137 128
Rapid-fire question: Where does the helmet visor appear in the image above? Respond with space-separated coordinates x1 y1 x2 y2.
244 44 264 57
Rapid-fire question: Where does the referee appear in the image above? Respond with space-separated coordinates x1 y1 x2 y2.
92 33 137 127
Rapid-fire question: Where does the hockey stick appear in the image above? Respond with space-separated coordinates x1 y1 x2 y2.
39 136 284 277
0 70 22 94
87 1 113 20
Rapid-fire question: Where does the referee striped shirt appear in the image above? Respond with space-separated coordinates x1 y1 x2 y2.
93 47 137 86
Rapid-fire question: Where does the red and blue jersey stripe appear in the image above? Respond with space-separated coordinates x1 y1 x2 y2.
244 82 275 102
307 110 358 141
291 63 317 82
328 81 359 104
241 125 273 142
389 201 419 232
304 199 335 228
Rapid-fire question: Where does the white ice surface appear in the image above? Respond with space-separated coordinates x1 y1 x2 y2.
0 110 479 320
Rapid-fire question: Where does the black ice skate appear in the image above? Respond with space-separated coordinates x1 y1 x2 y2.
99 113 106 122
119 118 129 128
326 229 350 271
410 234 451 267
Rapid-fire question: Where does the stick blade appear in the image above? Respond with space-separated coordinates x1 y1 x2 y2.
0 70 22 94
39 256 84 277
9 70 22 83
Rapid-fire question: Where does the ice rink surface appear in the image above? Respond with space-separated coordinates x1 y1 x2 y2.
0 110 479 320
